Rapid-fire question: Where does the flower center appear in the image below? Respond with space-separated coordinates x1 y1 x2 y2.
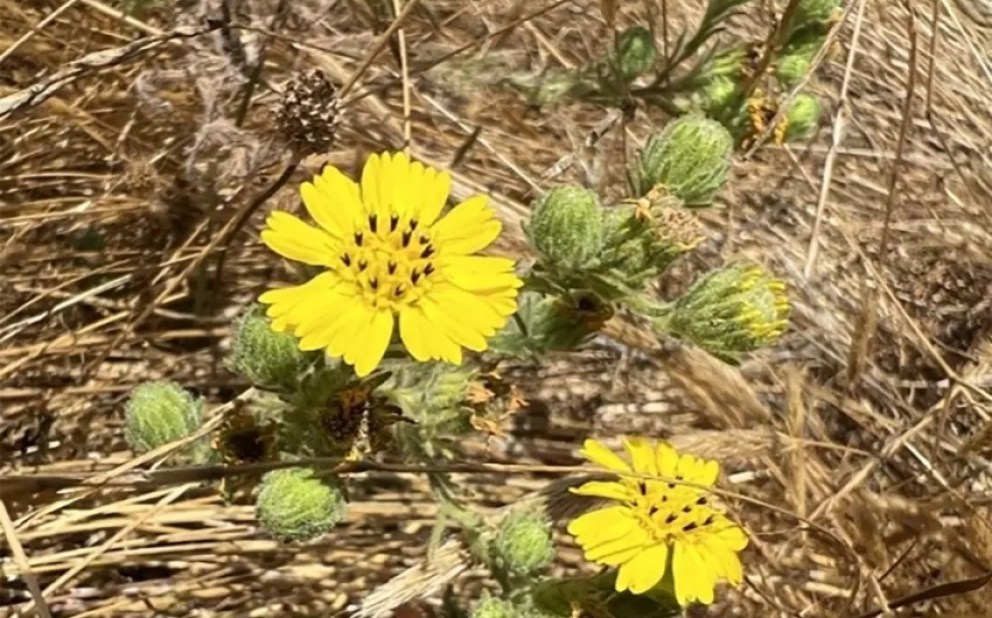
337 213 440 309
629 477 722 543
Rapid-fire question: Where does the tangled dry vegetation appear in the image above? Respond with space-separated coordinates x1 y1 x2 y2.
2 0 992 616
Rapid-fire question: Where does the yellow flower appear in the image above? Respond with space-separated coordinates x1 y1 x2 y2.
567 438 747 605
259 152 522 377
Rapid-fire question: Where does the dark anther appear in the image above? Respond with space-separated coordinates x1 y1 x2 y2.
648 506 658 516
402 230 413 247
354 232 363 246
390 214 399 231
394 285 404 297
409 218 418 230
368 214 377 233
665 514 678 524
661 495 668 502
341 254 352 266
697 496 708 506
369 278 379 290
421 245 435 259
358 259 368 271
423 263 435 276
703 515 714 526
683 522 698 532
638 482 647 495
411 270 421 284
682 505 692 513
418 234 430 245
668 483 677 489
387 261 397 274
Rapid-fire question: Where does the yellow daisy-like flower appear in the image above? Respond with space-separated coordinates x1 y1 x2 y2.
567 438 748 605
259 152 523 377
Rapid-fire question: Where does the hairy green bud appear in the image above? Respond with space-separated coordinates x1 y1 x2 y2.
638 115 733 206
494 509 555 577
784 93 821 141
526 185 605 272
788 0 841 38
124 381 202 455
701 75 738 115
614 26 658 81
471 593 517 618
664 262 790 361
256 467 346 542
229 306 307 391
776 40 822 87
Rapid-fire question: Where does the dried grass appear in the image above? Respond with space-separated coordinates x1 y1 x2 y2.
2 0 992 616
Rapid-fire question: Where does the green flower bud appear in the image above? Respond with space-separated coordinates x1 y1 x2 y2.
776 40 823 87
783 93 821 141
789 0 842 37
664 262 791 361
471 593 517 618
638 115 733 206
494 509 555 576
701 76 737 115
614 26 657 81
124 381 202 454
526 185 605 272
229 305 307 391
256 467 346 542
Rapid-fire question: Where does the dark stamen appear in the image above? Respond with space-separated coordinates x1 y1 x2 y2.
368 214 377 233
390 214 399 231
402 230 413 247
668 483 677 489
341 254 352 266
411 270 421 284
358 259 368 272
665 514 678 524
682 505 692 513
683 522 698 532
354 232 363 246
648 506 658 516
697 497 708 506
703 515 714 526
369 278 378 290
661 495 668 502
394 285 404 297
387 261 397 275
423 262 436 276
418 234 430 245
638 482 647 495
409 218 418 230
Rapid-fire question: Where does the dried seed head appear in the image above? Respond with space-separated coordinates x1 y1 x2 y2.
277 69 342 156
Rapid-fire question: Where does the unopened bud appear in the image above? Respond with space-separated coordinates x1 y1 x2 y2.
124 381 201 455
638 115 733 207
229 305 307 391
494 509 555 576
614 26 658 81
783 93 821 141
256 467 346 542
526 185 605 272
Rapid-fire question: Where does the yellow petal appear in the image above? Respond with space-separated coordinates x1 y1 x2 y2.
440 255 522 294
585 526 651 565
399 305 463 364
580 439 632 474
432 195 501 255
260 211 337 266
672 542 716 605
700 539 744 585
712 522 749 551
567 505 631 540
418 167 451 226
306 165 363 237
615 544 668 594
349 309 393 377
623 437 658 476
656 442 679 477
428 283 510 335
571 480 634 502
419 296 488 352
322 302 371 357
360 152 383 217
